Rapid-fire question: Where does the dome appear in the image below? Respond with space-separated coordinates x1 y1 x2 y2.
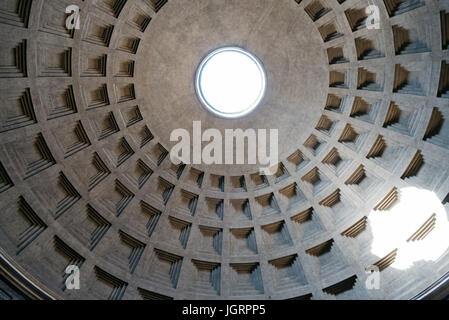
0 0 448 300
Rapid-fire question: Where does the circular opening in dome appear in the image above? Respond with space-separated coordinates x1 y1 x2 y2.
195 47 267 119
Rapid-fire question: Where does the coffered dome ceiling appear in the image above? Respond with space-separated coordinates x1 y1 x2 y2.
0 0 448 300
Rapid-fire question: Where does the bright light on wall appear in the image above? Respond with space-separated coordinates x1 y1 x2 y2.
369 187 449 270
195 47 266 119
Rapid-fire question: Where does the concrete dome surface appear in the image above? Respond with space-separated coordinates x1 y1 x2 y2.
0 0 448 300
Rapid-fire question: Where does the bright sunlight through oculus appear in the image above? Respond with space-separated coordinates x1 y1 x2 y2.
369 187 449 270
196 47 266 118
